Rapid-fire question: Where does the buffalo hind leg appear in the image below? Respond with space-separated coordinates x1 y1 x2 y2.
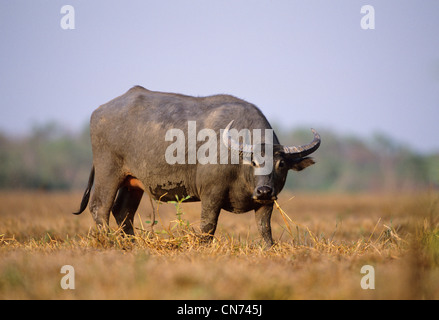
89 165 122 230
112 186 144 235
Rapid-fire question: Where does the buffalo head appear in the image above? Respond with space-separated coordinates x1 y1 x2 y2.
222 120 321 203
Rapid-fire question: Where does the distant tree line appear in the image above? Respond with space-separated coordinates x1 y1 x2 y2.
275 126 439 192
0 122 92 190
0 121 437 192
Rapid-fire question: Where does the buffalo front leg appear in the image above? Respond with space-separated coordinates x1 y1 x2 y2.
200 200 221 242
255 204 274 248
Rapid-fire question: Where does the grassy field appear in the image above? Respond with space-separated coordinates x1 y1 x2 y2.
0 190 438 300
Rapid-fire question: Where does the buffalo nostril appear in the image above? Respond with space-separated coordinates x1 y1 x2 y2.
256 186 273 197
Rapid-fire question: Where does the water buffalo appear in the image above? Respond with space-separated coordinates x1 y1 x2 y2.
73 86 320 247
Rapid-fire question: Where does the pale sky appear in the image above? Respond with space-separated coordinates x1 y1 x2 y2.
1 0 438 152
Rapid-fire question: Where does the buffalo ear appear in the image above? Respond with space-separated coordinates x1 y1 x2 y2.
288 157 315 171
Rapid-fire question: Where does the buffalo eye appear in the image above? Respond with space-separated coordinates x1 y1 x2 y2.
278 160 285 168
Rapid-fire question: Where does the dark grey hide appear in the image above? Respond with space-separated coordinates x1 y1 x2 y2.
73 86 321 247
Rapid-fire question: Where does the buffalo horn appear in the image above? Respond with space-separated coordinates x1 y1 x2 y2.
222 120 321 158
282 128 321 158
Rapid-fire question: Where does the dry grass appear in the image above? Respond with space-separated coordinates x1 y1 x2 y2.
0 190 438 299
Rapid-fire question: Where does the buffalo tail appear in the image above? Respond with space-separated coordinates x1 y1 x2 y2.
72 166 95 215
